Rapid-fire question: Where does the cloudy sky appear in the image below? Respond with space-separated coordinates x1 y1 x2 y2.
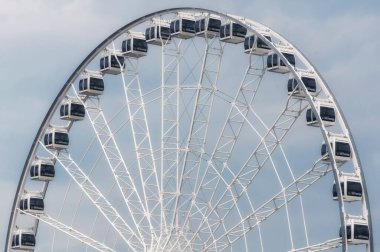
0 0 379 250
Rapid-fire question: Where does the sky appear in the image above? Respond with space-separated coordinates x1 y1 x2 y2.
0 0 380 250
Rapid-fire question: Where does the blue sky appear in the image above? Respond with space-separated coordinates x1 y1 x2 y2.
1 0 379 250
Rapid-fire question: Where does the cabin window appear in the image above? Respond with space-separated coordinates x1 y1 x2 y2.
30 165 37 177
354 225 369 240
100 57 108 69
306 109 316 122
44 133 53 145
121 40 127 52
232 23 246 37
321 143 327 156
346 225 352 240
90 78 104 91
347 181 362 197
335 142 351 157
40 164 55 177
332 182 344 198
287 79 297 92
79 79 87 91
182 19 195 33
134 39 147 52
71 103 85 117
30 198 44 210
146 27 154 40
208 18 221 32
220 25 226 38
110 56 124 68
21 234 35 246
160 26 170 40
225 24 231 37
13 235 20 246
171 20 180 33
320 107 335 122
19 199 27 210
273 54 278 67
281 53 295 67
244 36 254 50
257 37 270 49
60 104 68 117
54 132 69 145
196 19 205 32
301 77 317 92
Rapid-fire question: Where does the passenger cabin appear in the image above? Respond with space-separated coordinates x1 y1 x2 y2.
220 22 247 44
60 100 85 121
306 100 335 127
170 15 196 39
12 230 36 250
244 34 272 55
100 53 125 75
19 193 44 213
145 23 171 45
44 128 69 150
333 174 363 202
321 135 351 162
287 75 317 97
122 33 148 58
30 159 55 181
195 15 221 38
79 73 104 96
340 218 369 244
267 50 295 74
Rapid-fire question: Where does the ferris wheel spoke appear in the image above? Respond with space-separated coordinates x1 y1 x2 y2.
40 144 144 251
71 85 153 244
202 156 332 251
19 210 115 252
233 102 296 249
188 95 306 247
181 56 266 246
167 37 223 245
289 238 342 252
120 54 162 239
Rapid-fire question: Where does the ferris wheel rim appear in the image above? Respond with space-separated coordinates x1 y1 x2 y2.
6 7 373 252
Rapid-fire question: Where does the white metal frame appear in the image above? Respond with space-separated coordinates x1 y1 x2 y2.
6 8 372 252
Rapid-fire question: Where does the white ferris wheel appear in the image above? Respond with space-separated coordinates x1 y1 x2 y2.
6 7 373 252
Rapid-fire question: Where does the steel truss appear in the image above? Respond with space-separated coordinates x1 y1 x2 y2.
72 83 154 247
41 146 143 252
20 210 115 252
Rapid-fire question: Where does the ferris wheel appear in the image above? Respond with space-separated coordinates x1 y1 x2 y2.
6 7 373 252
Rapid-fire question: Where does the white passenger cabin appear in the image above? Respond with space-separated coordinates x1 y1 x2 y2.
12 230 36 250
79 72 104 96
220 21 247 44
145 20 171 45
244 32 272 55
19 192 44 214
333 173 362 202
60 99 85 121
122 32 148 58
30 159 55 181
321 134 351 162
44 127 69 150
287 72 317 97
100 51 125 75
341 218 369 245
306 100 335 127
170 13 196 39
195 14 221 38
267 49 295 74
